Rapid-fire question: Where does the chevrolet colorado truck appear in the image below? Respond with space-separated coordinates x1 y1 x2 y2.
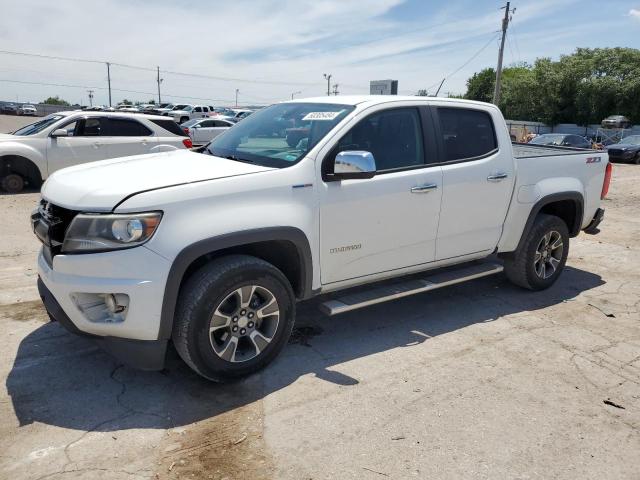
32 96 610 382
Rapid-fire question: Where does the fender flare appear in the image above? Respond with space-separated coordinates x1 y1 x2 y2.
157 226 313 340
513 191 584 254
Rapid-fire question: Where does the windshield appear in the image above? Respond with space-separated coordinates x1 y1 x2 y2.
206 102 354 168
530 134 566 145
13 115 64 136
173 104 188 110
619 135 640 145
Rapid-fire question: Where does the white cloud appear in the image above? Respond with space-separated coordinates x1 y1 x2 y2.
629 8 640 19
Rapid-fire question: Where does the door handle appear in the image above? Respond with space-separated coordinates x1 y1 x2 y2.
93 141 102 148
487 173 508 182
411 183 438 193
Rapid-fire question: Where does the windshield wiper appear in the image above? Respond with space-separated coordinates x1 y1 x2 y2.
219 154 255 164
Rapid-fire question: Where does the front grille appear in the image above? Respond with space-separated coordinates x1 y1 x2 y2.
37 199 79 262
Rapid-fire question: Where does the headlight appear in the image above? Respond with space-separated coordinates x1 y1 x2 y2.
62 212 162 253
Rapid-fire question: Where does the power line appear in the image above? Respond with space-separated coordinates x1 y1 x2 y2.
0 49 320 87
0 79 270 104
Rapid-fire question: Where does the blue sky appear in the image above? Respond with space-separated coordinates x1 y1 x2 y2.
0 0 638 106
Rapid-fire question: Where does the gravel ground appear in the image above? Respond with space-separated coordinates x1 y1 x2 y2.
0 112 638 479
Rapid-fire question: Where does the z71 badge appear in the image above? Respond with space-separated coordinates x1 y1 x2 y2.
586 157 601 164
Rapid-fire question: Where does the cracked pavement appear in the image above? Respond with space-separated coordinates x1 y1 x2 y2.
0 124 638 478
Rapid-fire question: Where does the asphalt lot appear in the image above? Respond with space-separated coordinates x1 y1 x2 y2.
0 113 639 479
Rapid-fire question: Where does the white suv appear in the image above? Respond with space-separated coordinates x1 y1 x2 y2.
0 111 191 192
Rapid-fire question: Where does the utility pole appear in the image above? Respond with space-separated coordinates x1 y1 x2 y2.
291 90 302 100
434 78 446 97
332 83 339 96
235 88 239 107
493 2 515 106
323 73 332 96
156 66 162 104
106 62 112 107
87 89 94 107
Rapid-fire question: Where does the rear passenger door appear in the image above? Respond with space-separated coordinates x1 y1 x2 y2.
102 117 155 158
434 106 515 260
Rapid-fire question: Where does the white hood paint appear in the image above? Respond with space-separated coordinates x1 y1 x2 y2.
42 149 274 211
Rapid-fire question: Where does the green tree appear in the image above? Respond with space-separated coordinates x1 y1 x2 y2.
464 68 495 103
42 96 70 106
120 99 132 105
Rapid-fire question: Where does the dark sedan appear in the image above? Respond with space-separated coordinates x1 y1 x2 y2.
605 135 640 164
529 133 592 149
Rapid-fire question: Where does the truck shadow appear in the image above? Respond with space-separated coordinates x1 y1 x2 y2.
5 266 604 432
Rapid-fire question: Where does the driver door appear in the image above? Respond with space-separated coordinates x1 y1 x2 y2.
46 117 108 173
319 106 443 285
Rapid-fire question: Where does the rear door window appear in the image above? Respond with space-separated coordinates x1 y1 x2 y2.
106 118 153 136
437 108 497 161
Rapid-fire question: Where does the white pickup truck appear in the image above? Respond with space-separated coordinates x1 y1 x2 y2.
32 96 610 382
0 111 190 193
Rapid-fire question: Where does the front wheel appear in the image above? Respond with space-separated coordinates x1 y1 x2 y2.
1 173 26 193
172 255 295 382
504 214 569 290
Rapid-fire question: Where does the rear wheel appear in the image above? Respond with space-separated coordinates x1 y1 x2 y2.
633 153 640 165
172 255 295 382
180 116 189 124
1 173 26 193
504 214 569 290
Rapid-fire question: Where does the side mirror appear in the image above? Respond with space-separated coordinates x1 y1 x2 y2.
51 129 68 137
332 151 376 180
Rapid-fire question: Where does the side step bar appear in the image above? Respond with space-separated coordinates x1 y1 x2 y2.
319 261 503 316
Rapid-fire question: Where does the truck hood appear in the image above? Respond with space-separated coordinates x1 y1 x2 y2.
42 149 274 211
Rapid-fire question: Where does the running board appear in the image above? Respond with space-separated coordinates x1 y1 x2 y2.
319 261 503 316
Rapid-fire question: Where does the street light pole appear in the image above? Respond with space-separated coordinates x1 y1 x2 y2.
291 90 302 100
235 88 239 107
156 66 162 104
106 62 112 107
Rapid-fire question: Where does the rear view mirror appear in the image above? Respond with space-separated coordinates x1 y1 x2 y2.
332 151 376 180
51 129 68 137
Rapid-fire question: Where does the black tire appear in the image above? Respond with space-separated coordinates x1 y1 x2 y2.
180 116 189 124
504 214 569 291
633 153 640 165
172 254 295 382
1 173 25 193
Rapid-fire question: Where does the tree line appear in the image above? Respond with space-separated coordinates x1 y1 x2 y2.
463 48 640 126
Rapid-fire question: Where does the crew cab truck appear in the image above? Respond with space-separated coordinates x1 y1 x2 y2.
32 96 610 382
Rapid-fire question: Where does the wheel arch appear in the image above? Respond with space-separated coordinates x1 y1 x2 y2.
510 192 584 255
0 154 44 187
157 227 313 340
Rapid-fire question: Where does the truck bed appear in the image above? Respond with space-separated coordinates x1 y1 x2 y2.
512 143 599 159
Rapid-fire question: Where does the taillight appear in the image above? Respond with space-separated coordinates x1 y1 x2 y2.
601 162 612 199
183 138 193 148
183 127 189 135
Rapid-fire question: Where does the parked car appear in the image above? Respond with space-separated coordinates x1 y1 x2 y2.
115 105 139 113
1 103 18 115
32 96 610 381
153 103 175 115
181 118 234 144
601 115 632 129
164 105 211 123
211 107 236 117
605 135 640 164
17 104 38 116
529 133 592 149
0 111 191 193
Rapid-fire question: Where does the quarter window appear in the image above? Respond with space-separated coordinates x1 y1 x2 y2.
330 108 424 171
437 108 497 161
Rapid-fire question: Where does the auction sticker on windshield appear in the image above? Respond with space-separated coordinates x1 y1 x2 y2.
302 111 342 121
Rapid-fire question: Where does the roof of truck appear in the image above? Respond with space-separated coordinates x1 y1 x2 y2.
287 95 496 109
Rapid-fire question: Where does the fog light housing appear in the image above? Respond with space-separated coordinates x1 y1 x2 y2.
71 292 130 323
